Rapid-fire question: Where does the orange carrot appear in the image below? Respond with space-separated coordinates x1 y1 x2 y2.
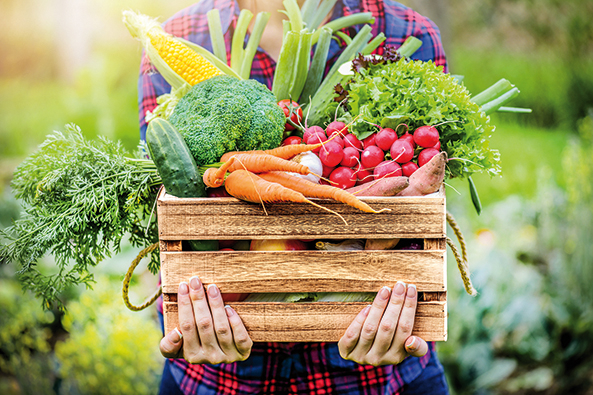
203 153 320 188
224 170 347 224
258 171 390 214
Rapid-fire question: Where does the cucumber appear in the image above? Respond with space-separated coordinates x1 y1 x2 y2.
187 240 219 251
146 118 206 198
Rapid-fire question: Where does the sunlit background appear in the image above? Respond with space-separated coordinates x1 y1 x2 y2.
1 0 592 394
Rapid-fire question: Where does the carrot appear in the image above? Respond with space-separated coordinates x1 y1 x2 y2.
346 176 409 196
224 170 347 224
203 153 321 188
397 151 447 196
220 142 324 162
258 171 390 214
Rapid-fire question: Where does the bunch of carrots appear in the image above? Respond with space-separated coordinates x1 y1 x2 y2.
202 139 393 225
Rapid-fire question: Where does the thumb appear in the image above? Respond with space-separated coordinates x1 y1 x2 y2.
405 336 429 357
160 327 183 358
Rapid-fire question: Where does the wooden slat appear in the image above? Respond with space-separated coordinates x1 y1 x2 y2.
161 250 446 294
163 301 447 342
157 192 445 240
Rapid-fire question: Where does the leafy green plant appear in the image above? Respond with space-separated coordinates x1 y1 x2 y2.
54 275 163 395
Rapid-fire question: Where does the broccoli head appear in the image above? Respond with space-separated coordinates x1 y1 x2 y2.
168 75 285 166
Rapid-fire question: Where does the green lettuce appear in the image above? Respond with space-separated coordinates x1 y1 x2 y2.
324 58 501 179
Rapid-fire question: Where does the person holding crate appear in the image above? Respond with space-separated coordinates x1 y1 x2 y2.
137 1 449 394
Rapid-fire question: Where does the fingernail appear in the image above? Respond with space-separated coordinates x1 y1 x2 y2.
207 284 219 298
394 281 406 296
363 305 372 315
189 276 201 291
225 305 235 317
406 336 417 350
179 282 189 295
379 286 391 300
407 284 417 298
169 327 183 344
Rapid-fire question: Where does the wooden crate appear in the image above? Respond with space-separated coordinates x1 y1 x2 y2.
157 188 447 342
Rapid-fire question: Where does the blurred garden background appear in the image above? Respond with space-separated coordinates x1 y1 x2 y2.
1 0 592 394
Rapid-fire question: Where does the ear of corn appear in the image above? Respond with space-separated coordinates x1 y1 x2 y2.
123 10 224 90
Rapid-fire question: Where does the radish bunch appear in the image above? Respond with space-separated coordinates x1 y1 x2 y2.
283 122 444 189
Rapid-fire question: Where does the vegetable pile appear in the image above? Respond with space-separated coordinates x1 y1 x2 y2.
0 0 526 308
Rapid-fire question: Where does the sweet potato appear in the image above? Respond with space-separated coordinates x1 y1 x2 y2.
345 176 409 196
397 151 447 196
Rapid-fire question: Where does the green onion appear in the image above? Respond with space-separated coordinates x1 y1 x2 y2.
240 12 271 79
305 25 373 123
300 0 321 28
309 0 338 31
300 27 332 104
497 106 532 113
272 31 300 101
290 30 313 100
311 12 375 44
283 0 303 31
481 87 521 115
397 35 423 57
206 9 227 63
362 33 386 55
230 9 253 73
470 78 514 107
334 31 353 45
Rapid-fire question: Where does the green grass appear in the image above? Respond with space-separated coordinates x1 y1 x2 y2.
447 117 569 212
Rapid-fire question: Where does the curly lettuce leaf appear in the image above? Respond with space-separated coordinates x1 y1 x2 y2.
325 59 501 179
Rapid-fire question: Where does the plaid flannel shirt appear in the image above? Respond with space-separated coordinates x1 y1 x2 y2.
142 1 449 393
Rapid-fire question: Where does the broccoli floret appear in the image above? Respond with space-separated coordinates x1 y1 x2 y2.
168 75 285 166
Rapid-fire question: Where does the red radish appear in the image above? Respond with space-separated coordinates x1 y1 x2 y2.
282 136 302 146
305 131 327 153
329 166 357 189
361 145 384 168
353 165 373 185
343 134 363 150
222 293 249 302
341 147 360 167
326 121 349 137
207 186 231 197
304 126 325 142
390 140 414 163
330 135 345 148
433 140 441 150
374 160 402 179
413 125 440 148
318 142 343 167
322 164 335 178
399 132 416 148
362 134 376 148
401 161 419 177
375 128 398 151
418 147 440 167
219 248 235 251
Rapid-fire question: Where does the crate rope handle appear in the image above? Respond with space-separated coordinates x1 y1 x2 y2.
122 242 162 311
446 211 477 296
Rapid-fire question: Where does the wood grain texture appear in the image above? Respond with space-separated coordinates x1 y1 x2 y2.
156 191 445 240
161 250 446 294
163 301 447 342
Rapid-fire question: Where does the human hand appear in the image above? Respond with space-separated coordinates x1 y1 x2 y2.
338 281 428 366
159 276 253 364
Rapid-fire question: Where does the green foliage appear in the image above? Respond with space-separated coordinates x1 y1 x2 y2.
0 125 161 309
169 75 285 166
0 272 57 394
324 58 501 179
439 114 593 394
54 275 163 395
